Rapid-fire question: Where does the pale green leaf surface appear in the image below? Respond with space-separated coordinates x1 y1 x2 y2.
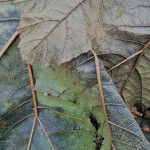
33 64 111 149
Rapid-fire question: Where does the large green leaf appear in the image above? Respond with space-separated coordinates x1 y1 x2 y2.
0 39 110 149
33 64 110 149
13 0 150 94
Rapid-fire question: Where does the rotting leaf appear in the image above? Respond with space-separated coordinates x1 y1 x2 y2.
100 54 137 93
87 0 150 92
12 0 150 90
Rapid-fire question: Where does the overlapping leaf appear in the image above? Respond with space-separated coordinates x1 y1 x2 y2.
13 0 95 67
1 42 150 149
2 34 149 149
92 0 150 92
0 40 110 149
1 0 150 150
73 52 150 149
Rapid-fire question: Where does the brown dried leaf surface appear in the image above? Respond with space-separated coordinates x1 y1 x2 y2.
122 42 150 107
13 0 105 67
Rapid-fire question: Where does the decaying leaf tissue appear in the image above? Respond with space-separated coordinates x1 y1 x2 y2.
0 0 150 150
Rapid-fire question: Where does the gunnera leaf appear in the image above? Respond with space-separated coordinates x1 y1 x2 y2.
71 52 150 149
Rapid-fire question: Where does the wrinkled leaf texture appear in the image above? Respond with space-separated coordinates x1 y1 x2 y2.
72 52 150 149
91 0 150 95
122 46 150 108
1 0 150 150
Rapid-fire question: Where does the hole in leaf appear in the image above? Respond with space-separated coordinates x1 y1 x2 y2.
89 114 100 131
89 114 104 150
